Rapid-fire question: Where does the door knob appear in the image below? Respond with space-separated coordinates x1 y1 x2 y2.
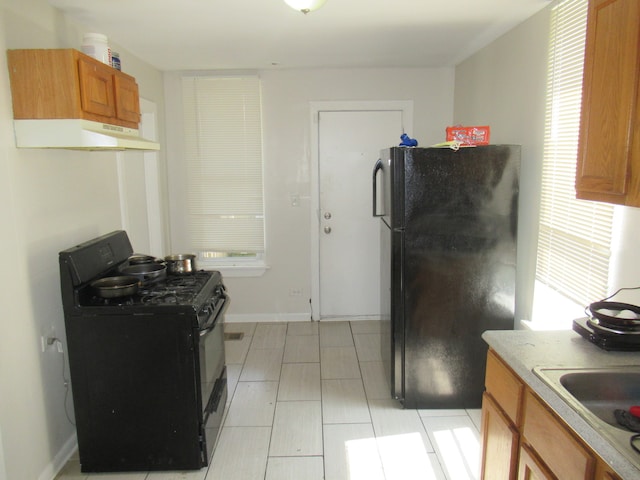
324 212 332 220
324 226 332 234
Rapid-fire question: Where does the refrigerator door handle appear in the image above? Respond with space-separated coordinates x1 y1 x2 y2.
372 158 383 217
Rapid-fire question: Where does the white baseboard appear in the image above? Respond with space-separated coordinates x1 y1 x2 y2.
225 313 311 323
38 433 77 480
319 315 382 321
225 313 383 323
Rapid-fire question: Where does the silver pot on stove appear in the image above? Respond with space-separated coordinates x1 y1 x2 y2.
164 254 197 274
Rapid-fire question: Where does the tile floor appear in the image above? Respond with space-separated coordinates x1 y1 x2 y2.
55 320 481 480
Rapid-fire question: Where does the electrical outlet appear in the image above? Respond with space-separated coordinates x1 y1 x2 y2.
289 288 303 297
41 335 55 352
40 325 59 352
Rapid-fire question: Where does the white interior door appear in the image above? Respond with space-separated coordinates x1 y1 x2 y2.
318 110 403 318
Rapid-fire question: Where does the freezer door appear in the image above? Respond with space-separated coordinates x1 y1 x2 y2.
388 148 408 230
401 145 520 408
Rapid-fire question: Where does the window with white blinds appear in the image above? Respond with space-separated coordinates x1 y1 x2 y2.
181 76 265 262
535 0 614 308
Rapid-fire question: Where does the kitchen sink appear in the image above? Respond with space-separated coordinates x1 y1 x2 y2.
534 366 640 470
559 370 640 429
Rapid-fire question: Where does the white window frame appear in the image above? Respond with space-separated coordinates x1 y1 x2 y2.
180 75 267 277
528 0 615 330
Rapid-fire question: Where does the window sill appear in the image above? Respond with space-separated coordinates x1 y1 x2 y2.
525 280 585 331
203 263 270 278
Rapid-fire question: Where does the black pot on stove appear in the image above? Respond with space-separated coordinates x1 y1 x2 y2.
128 254 164 265
119 263 167 283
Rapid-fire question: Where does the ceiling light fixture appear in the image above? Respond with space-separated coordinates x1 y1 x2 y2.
283 0 327 14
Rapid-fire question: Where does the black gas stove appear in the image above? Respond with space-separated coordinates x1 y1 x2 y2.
59 231 228 473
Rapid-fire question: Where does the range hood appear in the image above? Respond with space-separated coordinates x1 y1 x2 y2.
13 119 160 151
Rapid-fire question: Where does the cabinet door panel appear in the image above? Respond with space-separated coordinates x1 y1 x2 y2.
481 392 519 480
517 443 555 480
114 74 140 124
78 58 116 118
576 0 640 203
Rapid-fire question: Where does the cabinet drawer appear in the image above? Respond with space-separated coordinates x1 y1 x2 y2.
485 349 524 426
522 390 595 480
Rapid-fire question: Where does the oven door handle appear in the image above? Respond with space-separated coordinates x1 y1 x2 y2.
200 291 229 336
204 372 226 417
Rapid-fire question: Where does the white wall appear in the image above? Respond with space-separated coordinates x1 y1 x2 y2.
454 2 640 321
165 67 455 319
454 6 550 323
0 1 166 478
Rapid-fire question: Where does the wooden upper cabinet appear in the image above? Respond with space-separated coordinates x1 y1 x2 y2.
7 49 140 129
576 0 640 206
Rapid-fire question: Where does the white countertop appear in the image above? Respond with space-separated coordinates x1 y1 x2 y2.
482 329 640 479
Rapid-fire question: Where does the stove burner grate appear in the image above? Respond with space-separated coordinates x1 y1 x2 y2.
141 291 194 305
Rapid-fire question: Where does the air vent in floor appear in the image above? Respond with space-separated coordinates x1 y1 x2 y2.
224 332 244 341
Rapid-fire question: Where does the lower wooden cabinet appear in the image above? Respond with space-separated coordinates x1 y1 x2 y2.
481 349 623 480
481 392 519 479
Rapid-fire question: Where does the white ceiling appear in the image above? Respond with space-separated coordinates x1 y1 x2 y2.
49 0 552 72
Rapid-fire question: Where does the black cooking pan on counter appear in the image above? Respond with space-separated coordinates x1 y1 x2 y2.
91 276 140 298
588 301 640 329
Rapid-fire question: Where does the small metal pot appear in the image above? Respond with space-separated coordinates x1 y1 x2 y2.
164 254 197 274
119 263 167 283
91 276 140 298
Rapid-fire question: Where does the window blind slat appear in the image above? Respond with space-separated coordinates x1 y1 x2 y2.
535 0 614 308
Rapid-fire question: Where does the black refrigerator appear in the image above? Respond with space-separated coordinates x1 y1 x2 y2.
373 145 520 409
